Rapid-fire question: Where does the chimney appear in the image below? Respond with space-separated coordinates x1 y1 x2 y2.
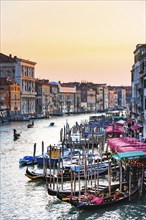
9 54 12 58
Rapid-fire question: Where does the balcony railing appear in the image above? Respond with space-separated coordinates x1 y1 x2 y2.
21 91 37 95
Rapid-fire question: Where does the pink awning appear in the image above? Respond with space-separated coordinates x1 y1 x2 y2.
106 125 124 134
125 118 133 123
108 137 146 153
131 124 141 130
118 147 137 152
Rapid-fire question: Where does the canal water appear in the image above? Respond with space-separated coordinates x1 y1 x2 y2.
0 114 146 220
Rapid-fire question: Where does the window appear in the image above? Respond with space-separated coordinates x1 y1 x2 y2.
144 79 146 88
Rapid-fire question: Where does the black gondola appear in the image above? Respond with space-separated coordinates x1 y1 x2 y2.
13 129 21 140
68 182 139 210
48 182 121 197
49 122 55 127
48 187 85 196
25 164 111 181
27 121 34 128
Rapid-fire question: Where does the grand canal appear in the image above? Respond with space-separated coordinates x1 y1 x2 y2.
0 114 146 220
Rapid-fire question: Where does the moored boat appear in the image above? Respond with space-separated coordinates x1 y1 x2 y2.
25 167 45 180
49 122 55 127
65 182 139 210
13 129 21 140
19 156 38 166
25 164 111 181
27 121 34 128
48 181 123 197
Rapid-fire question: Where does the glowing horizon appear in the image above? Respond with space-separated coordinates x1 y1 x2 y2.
1 1 145 86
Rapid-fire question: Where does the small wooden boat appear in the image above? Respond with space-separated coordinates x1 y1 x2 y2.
25 167 45 180
13 129 20 140
49 122 55 127
27 121 34 128
68 182 139 210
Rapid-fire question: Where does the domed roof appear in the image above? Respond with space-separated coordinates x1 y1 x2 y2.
49 81 58 85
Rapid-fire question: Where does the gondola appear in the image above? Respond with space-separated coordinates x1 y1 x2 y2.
68 182 139 210
13 129 21 140
27 124 34 128
27 121 34 128
48 183 116 197
25 164 111 181
55 181 133 202
49 122 55 127
48 187 85 196
25 167 45 180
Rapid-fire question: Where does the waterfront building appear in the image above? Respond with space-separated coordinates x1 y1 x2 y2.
0 77 20 119
80 82 88 113
0 53 36 115
131 44 146 138
59 81 130 113
96 85 104 112
75 89 81 113
35 79 51 117
108 90 118 109
87 88 96 112
59 84 76 114
103 86 109 111
117 88 126 108
49 81 60 115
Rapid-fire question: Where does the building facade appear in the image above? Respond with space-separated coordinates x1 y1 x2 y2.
59 85 76 114
131 44 146 138
35 79 51 117
0 77 20 119
0 53 36 115
108 90 118 109
87 89 96 112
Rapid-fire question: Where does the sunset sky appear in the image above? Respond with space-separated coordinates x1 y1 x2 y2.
1 1 145 86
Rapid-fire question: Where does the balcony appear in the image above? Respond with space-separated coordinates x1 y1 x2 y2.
21 91 37 96
21 76 35 81
0 105 7 110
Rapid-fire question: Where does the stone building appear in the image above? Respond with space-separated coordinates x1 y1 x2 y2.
0 53 36 115
131 44 146 138
59 84 76 114
35 79 51 117
0 77 20 119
